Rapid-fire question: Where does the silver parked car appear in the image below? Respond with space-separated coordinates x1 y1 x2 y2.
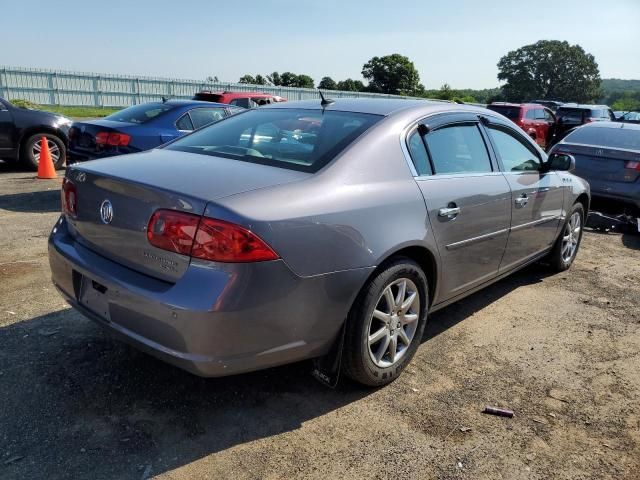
549 121 640 211
49 99 590 386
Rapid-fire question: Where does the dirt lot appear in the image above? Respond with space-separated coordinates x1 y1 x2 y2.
1 161 639 480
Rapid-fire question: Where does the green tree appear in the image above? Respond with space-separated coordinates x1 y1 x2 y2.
361 54 424 95
336 79 365 92
267 71 282 86
254 74 267 86
238 75 256 84
295 74 315 88
437 84 454 100
318 76 338 90
611 92 640 112
497 40 602 103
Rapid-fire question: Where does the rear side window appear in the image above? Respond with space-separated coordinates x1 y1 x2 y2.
487 127 541 172
104 103 173 124
407 131 431 175
229 98 252 108
525 110 536 120
189 108 226 129
176 113 194 131
487 105 521 120
564 126 640 150
424 125 492 175
557 108 585 123
165 108 382 172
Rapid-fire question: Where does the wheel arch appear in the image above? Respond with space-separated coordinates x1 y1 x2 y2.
575 192 590 216
355 244 439 310
17 126 67 159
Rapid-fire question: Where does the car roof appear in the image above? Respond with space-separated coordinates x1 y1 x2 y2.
558 104 610 110
198 91 275 99
162 99 228 107
262 97 456 116
577 121 640 131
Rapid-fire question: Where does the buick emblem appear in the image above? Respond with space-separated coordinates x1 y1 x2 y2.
100 200 114 224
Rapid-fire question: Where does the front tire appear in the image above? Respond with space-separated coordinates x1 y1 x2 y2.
342 258 429 387
21 133 66 171
547 203 584 272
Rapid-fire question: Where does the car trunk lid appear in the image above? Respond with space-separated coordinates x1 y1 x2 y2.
558 143 640 183
65 149 309 282
69 119 135 154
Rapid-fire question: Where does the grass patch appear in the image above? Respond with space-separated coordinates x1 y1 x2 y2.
9 99 120 118
40 105 120 118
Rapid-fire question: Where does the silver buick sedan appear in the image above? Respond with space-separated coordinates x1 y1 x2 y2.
49 98 589 386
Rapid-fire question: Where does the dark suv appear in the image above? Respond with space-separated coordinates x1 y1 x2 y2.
553 104 616 144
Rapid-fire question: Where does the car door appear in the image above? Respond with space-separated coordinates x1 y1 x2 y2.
408 113 512 301
0 100 15 155
482 119 564 272
543 108 556 147
533 108 548 147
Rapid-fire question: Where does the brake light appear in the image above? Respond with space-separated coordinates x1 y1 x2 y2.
624 161 640 171
146 210 278 263
61 178 78 217
95 131 131 146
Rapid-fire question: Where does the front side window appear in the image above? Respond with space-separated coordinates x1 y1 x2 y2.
165 108 382 172
424 124 492 175
104 103 173 124
189 108 226 129
543 109 554 121
525 109 536 120
487 127 541 172
534 109 546 120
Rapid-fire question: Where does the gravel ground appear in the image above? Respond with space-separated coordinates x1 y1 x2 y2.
0 161 639 480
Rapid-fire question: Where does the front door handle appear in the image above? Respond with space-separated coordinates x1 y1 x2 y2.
515 194 529 207
438 205 461 218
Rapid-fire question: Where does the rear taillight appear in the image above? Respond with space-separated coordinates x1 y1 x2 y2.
146 210 278 263
624 161 640 171
61 178 78 217
95 131 131 146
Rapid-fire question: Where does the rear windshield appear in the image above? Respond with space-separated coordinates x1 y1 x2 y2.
104 103 173 124
564 125 640 150
487 105 521 120
556 108 586 122
193 93 223 102
165 108 382 172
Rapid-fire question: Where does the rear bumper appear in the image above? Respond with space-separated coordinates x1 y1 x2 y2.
588 178 640 209
49 215 371 377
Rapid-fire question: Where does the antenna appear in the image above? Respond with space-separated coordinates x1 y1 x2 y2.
318 89 335 107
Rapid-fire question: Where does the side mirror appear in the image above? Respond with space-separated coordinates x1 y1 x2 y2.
547 152 576 172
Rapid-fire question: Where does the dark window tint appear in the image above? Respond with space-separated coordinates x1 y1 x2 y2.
487 127 541 172
165 109 382 173
229 98 252 109
176 113 194 131
487 105 521 120
564 126 640 150
557 108 586 123
424 125 492 174
189 108 226 129
407 131 431 175
104 103 173 124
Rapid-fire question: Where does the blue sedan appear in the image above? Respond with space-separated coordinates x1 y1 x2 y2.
68 100 242 161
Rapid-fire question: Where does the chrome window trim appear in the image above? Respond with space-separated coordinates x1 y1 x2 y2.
400 111 509 178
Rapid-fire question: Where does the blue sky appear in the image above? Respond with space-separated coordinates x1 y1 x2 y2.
3 0 639 88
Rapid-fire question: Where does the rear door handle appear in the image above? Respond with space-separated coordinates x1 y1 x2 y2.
515 195 529 206
438 206 461 218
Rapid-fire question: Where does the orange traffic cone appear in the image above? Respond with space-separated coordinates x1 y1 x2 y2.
37 136 57 179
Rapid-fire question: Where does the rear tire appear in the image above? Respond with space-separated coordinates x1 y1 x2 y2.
342 258 429 387
21 133 66 171
547 203 584 272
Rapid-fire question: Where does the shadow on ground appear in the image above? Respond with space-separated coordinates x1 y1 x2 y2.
0 264 550 479
0 190 61 213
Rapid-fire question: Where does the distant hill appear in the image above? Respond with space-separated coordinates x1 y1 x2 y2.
602 78 640 94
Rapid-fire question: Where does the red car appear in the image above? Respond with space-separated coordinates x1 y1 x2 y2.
487 102 556 149
193 91 286 109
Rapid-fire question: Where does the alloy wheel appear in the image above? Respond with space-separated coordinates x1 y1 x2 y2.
561 211 581 262
32 138 60 164
367 278 420 368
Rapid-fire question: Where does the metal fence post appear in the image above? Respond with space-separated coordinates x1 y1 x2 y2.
0 67 5 99
93 76 100 107
48 72 55 105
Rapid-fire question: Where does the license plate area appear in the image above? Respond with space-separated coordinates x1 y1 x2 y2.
78 275 110 321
